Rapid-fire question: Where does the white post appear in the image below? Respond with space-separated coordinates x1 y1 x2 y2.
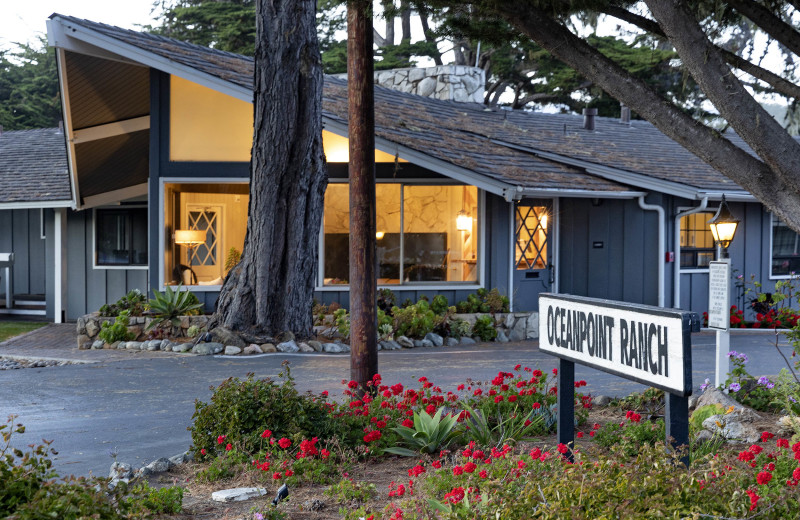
54 208 68 323
708 258 731 387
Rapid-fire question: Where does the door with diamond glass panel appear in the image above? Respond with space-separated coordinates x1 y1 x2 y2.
184 204 224 283
512 200 553 311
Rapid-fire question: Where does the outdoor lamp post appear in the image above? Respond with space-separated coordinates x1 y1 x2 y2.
708 195 740 259
707 195 740 387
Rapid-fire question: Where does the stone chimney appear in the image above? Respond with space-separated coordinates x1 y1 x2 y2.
368 65 485 103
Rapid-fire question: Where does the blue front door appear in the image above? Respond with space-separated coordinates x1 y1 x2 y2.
512 199 553 311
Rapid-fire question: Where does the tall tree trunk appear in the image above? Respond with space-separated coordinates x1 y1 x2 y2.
400 0 411 42
210 0 326 341
348 0 378 389
383 0 395 46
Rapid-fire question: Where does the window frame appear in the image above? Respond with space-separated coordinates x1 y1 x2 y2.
158 177 249 290
770 213 800 279
316 180 485 291
678 210 716 273
92 206 149 270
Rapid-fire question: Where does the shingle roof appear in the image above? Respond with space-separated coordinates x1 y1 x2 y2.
50 14 746 195
0 128 71 205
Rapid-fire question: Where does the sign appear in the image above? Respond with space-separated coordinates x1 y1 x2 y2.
708 260 730 331
539 293 694 396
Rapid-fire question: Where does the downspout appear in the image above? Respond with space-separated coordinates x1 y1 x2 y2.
673 197 709 309
638 195 665 307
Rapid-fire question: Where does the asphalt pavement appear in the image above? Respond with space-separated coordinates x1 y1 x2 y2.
0 328 795 478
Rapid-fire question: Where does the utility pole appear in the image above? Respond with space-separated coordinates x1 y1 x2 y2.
347 0 378 389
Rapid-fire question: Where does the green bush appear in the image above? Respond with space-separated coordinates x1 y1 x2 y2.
448 318 472 339
98 310 135 343
431 295 449 315
190 364 333 458
455 288 510 314
125 482 183 514
392 299 436 338
146 284 204 331
690 404 725 432
593 415 665 457
472 314 497 341
98 289 146 317
333 308 350 338
376 288 396 314
324 478 376 504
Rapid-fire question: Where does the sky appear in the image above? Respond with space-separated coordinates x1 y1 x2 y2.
0 0 158 51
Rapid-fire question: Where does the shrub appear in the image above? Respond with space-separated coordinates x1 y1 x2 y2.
324 478 376 504
125 482 183 514
224 247 241 274
392 300 436 338
98 310 135 343
593 413 665 457
384 408 460 456
333 308 350 338
190 363 333 458
376 288 396 314
472 314 497 342
448 318 472 339
690 404 725 432
146 284 204 331
98 289 146 317
455 288 510 314
431 295 449 315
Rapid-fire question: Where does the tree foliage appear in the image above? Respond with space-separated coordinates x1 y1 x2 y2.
0 39 61 130
148 0 257 54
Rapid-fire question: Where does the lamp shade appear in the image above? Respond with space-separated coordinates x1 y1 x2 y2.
456 210 472 231
707 196 739 250
174 229 206 245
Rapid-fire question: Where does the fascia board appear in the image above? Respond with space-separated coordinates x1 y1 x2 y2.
323 117 516 198
48 16 252 103
0 200 73 210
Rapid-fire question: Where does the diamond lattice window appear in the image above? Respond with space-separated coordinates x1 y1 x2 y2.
515 205 548 270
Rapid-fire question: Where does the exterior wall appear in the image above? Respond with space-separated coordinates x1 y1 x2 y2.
558 197 662 306
0 209 47 297
371 66 485 103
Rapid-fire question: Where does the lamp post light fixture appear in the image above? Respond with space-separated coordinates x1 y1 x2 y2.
707 195 740 258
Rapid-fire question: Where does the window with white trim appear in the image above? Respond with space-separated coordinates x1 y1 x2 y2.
772 216 800 277
95 208 148 266
322 184 479 285
679 212 715 269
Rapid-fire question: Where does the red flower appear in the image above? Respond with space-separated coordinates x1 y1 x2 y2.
749 444 764 455
746 489 760 510
347 380 358 389
278 438 292 449
285 469 294 477
272 472 281 479
217 435 226 445
532 402 541 410
401 418 413 428
479 470 488 478
408 465 426 477
557 443 569 454
432 460 442 469
552 368 558 376
261 429 272 439
443 486 465 504
452 466 464 476
761 431 775 442
425 404 436 414
463 461 477 473
577 432 584 438
494 395 504 403
225 443 232 451
529 448 541 459
793 467 800 481
321 449 331 459
514 364 521 371
200 448 206 456
738 450 755 462
756 472 773 485
777 438 790 449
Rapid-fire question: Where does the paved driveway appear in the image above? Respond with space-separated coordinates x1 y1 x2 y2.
0 325 795 478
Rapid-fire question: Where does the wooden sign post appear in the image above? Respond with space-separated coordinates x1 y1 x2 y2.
539 294 700 465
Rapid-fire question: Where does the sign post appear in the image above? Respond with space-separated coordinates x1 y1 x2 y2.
539 293 699 465
708 260 731 387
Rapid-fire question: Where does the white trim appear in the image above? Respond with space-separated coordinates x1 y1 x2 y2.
638 194 665 307
552 197 560 294
508 200 514 311
54 208 67 323
316 284 484 292
81 183 149 210
72 116 150 144
673 200 710 308
516 189 645 199
54 47 79 210
769 212 800 280
49 16 253 103
680 268 712 274
92 205 149 270
0 308 46 316
158 178 249 289
0 200 72 210
40 208 46 240
509 197 557 311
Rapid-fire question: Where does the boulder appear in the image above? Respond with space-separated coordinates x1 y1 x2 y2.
210 327 247 349
173 342 193 353
161 340 174 352
260 343 277 353
420 339 434 348
91 340 104 350
526 313 539 339
169 451 191 466
76 334 91 349
146 340 162 351
413 340 424 348
109 462 133 480
276 340 300 353
297 342 315 353
702 414 760 443
85 320 100 338
125 341 142 350
307 340 323 352
593 395 612 407
445 337 459 347
424 332 444 347
243 344 263 355
211 487 267 503
496 331 509 343
141 457 173 475
397 336 414 348
379 340 401 350
224 346 242 356
323 342 350 353
275 331 295 343
460 337 477 345
192 342 224 355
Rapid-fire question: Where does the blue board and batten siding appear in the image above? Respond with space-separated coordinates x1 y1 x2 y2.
0 209 47 297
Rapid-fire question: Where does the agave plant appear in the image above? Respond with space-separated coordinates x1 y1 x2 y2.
146 284 204 331
384 407 460 456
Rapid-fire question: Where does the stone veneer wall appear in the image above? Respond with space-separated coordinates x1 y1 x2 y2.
337 65 485 103
76 313 211 348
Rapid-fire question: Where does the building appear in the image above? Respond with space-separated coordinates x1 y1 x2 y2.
2 14 795 324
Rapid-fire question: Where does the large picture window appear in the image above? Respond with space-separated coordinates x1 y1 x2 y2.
96 208 148 266
679 212 715 269
772 216 800 277
323 184 479 285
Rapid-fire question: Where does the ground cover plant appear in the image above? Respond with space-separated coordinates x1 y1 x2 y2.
0 321 47 342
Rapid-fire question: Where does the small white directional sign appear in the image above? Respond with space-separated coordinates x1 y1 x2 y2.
707 261 730 331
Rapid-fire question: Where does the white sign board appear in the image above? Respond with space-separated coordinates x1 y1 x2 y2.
707 261 730 331
539 294 692 395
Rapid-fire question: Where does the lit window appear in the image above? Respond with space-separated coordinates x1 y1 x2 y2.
322 184 479 285
163 182 248 286
772 216 800 277
679 212 715 268
96 208 148 266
